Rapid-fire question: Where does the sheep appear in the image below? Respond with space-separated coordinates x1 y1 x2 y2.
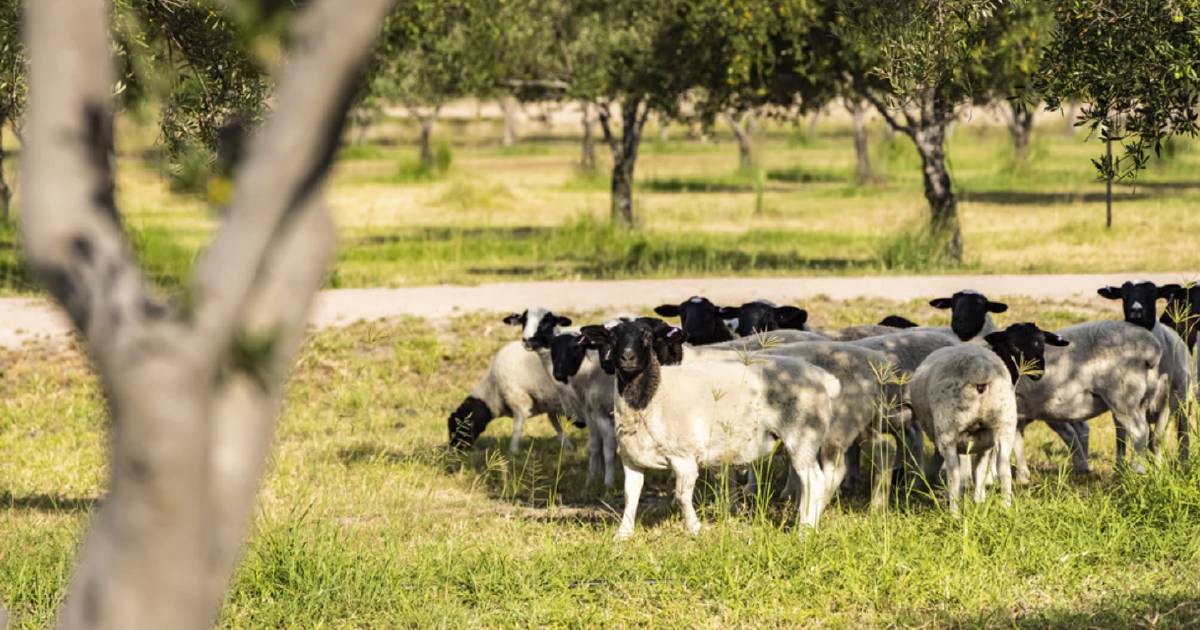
756 342 907 510
539 332 619 486
504 307 573 350
579 319 841 539
882 290 1006 342
917 323 1069 512
1010 320 1164 481
716 300 810 337
1099 281 1196 463
818 315 920 342
1159 283 1200 351
447 338 573 454
653 296 737 345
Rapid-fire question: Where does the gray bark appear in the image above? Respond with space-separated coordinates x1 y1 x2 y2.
1106 132 1113 228
580 101 596 172
598 99 650 226
723 111 753 170
0 124 9 223
848 98 872 184
20 0 396 628
1007 102 1034 161
415 110 438 169
499 95 518 147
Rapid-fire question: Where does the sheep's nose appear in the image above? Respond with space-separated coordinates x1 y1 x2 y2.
1131 301 1144 312
620 348 636 361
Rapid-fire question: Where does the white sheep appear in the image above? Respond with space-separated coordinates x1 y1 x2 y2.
1011 321 1164 480
580 320 840 539
447 339 571 454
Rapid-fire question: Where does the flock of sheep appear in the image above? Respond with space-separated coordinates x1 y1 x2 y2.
447 281 1200 539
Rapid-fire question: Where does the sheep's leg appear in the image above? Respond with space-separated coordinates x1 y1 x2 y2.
1114 422 1128 469
900 422 926 496
615 463 645 540
547 413 574 451
843 440 863 493
794 465 826 528
1013 420 1031 486
820 446 848 507
1066 421 1092 474
870 434 896 512
509 411 528 454
601 419 618 488
939 444 963 517
972 448 994 504
669 458 702 535
1178 393 1191 464
996 430 1015 508
585 418 603 483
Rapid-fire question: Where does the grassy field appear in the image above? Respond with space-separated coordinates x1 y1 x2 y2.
4 296 1200 627
2 108 1200 294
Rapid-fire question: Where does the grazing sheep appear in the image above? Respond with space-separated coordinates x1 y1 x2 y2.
1099 281 1196 462
717 300 810 336
580 320 840 539
910 323 1065 515
1011 320 1164 480
758 342 907 509
448 338 571 454
653 296 737 345
539 332 619 486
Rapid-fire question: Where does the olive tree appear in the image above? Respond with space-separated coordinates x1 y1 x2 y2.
18 0 394 626
0 0 23 221
1039 0 1200 228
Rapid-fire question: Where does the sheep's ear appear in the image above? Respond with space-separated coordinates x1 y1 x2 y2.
555 315 573 327
1097 286 1122 300
658 326 685 342
986 301 1008 313
717 306 741 319
1158 284 1183 300
776 306 807 327
502 312 524 326
579 325 612 346
654 304 680 317
929 297 954 309
1043 332 1070 347
983 331 1008 346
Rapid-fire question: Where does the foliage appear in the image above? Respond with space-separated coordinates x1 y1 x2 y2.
1039 0 1200 184
0 0 25 133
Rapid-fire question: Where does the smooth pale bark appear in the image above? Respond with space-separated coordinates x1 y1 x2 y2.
598 99 650 226
21 0 396 628
723 111 753 170
580 101 596 172
847 98 872 184
1007 102 1034 161
499 95 519 147
0 123 9 222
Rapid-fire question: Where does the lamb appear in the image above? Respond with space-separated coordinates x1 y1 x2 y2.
447 336 571 454
756 342 907 509
1011 320 1164 480
909 323 1067 515
579 319 841 539
1099 281 1196 462
539 332 619 486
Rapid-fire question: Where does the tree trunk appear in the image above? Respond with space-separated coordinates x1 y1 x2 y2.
911 122 962 262
0 124 10 223
723 111 753 170
580 101 596 172
1007 102 1034 161
1064 101 1078 133
419 115 435 169
1106 132 1113 228
848 99 872 184
499 95 518 147
807 108 821 136
599 99 649 226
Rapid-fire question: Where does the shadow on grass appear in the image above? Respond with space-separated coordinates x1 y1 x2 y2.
961 189 1145 205
766 166 846 184
0 491 97 513
955 592 1200 628
638 176 756 193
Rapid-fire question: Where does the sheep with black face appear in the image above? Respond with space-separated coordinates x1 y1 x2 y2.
909 323 1066 515
537 332 619 486
580 319 840 539
653 296 736 345
503 307 573 351
1099 280 1196 463
717 300 809 337
1159 283 1200 351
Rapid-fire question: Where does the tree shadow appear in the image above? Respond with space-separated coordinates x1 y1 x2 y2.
638 176 757 193
766 166 846 184
0 490 97 513
961 189 1146 205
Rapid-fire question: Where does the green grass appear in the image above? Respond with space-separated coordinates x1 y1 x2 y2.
3 297 1200 627
1 110 1200 296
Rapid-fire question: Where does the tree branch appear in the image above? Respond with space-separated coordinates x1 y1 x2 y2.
596 100 620 159
859 88 913 136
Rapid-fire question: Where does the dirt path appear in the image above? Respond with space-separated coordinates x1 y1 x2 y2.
3 272 1196 349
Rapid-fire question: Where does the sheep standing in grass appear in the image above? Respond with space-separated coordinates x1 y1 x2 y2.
447 339 572 453
1011 320 1163 479
1099 281 1196 463
909 323 1066 515
539 332 619 486
580 320 840 539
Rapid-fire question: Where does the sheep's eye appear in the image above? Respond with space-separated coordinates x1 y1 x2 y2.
975 383 987 394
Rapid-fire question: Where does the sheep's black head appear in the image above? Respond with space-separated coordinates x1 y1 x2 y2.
548 333 589 384
447 396 493 450
503 307 572 350
1159 284 1200 347
878 314 919 329
718 301 807 337
1098 280 1177 331
984 322 1068 383
580 319 683 377
653 296 730 345
930 290 1007 341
